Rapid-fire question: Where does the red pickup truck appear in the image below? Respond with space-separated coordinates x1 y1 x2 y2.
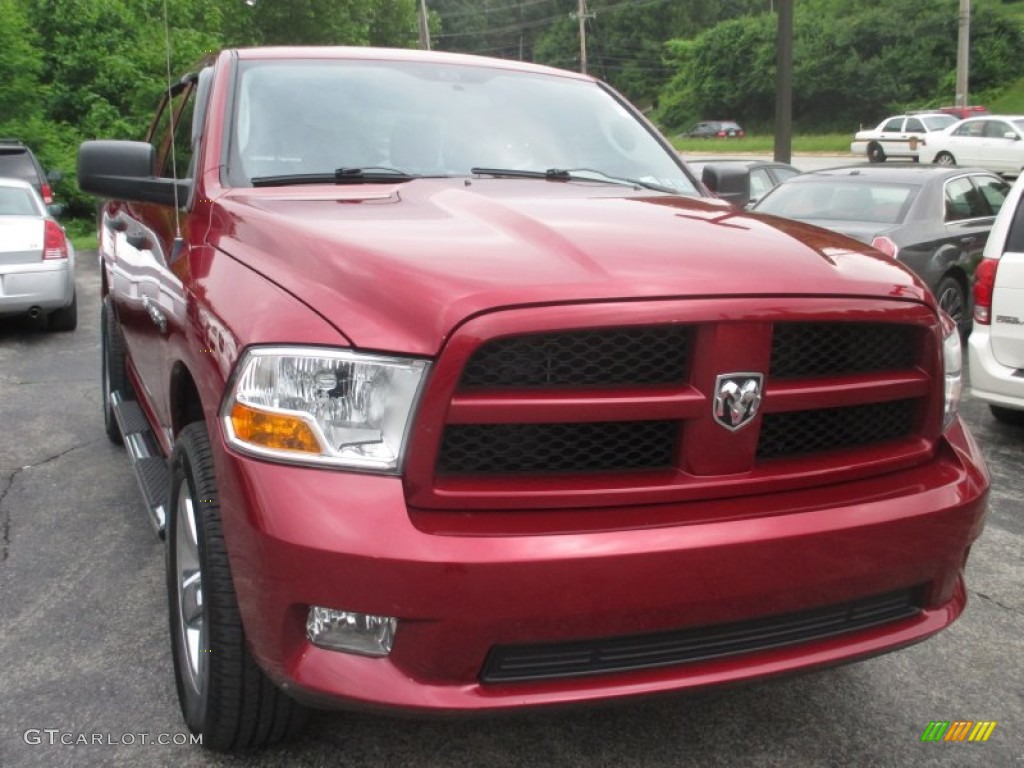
78 47 989 752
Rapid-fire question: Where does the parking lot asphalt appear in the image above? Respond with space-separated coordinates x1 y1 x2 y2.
0 252 1021 767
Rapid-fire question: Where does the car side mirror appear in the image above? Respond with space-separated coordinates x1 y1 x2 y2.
1004 132 1019 141
47 203 65 219
701 164 751 209
47 169 63 183
78 140 191 208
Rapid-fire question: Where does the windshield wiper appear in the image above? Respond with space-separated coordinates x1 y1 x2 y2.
251 167 416 187
470 166 674 193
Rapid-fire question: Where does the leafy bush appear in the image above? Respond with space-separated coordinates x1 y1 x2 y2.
655 0 1024 133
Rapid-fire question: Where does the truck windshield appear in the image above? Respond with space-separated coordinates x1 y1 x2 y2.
228 58 698 195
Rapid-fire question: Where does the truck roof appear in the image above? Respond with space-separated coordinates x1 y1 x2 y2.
229 46 593 82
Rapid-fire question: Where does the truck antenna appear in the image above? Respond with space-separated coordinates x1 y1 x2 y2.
162 0 183 245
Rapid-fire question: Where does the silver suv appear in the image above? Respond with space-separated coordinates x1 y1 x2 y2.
0 139 60 204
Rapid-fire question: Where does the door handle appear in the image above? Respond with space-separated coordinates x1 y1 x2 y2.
141 295 168 334
126 233 150 250
959 236 976 246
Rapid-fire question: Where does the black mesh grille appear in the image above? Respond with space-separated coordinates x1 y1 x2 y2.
757 400 914 459
438 421 678 475
481 588 921 683
459 327 689 390
771 323 916 378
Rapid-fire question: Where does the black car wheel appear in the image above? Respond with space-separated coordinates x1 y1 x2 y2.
48 291 77 331
989 405 1024 426
867 143 886 163
935 151 957 166
167 422 309 751
101 297 128 444
936 275 969 336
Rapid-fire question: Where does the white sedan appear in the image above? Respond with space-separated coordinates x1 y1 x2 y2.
0 177 76 330
850 113 957 162
924 115 1024 176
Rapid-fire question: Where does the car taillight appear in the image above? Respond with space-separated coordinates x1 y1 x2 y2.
43 219 68 260
870 236 898 259
716 131 725 137
41 183 53 204
973 257 999 324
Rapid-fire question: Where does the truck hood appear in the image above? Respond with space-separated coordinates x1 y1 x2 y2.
210 179 930 355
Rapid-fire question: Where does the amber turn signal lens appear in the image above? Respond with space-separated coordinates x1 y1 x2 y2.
230 402 322 454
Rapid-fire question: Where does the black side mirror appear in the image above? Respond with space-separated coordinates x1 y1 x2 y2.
701 164 751 209
78 140 190 208
47 203 65 219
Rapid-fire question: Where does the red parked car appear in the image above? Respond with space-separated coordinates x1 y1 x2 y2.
77 47 988 752
938 105 990 120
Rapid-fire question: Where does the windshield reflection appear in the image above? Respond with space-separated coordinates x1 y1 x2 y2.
228 58 698 195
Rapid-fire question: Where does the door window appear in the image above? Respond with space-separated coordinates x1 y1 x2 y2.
973 175 1011 216
945 177 989 221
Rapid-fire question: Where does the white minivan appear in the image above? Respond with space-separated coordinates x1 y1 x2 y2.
969 173 1024 424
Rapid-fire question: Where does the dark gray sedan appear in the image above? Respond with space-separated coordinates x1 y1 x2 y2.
751 164 1010 334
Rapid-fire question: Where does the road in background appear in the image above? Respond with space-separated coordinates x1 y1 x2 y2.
1 253 1021 767
681 152 854 173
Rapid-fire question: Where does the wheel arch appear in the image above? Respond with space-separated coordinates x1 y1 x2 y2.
169 361 207 440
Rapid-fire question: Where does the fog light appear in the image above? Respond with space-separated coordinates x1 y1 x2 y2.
940 311 962 432
306 607 397 656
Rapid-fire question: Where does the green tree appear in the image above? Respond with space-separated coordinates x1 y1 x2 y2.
221 0 418 47
655 0 1024 133
0 0 44 130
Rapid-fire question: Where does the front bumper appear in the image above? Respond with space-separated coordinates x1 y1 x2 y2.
0 259 74 316
969 327 1024 410
213 421 988 713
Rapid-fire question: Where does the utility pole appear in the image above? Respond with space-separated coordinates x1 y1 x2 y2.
418 0 431 51
573 0 594 74
955 0 970 107
773 0 793 163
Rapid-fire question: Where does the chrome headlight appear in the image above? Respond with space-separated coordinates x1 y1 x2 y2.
222 347 429 472
940 313 962 432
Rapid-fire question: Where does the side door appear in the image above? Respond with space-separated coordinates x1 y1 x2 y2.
873 117 905 153
903 117 926 156
944 173 1007 277
107 74 205 447
941 120 979 166
977 120 1019 174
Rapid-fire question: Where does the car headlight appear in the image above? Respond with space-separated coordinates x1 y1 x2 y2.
940 312 962 432
222 347 429 472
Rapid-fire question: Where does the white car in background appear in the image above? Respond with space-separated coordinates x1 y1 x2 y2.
0 177 76 330
851 113 957 163
925 115 1024 177
969 172 1024 424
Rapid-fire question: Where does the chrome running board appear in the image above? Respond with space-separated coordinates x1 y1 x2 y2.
111 391 169 538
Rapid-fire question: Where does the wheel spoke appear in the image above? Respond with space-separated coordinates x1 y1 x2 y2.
181 571 204 626
940 287 963 322
174 478 207 694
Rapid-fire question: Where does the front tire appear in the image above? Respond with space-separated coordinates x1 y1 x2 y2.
167 422 308 751
934 151 956 166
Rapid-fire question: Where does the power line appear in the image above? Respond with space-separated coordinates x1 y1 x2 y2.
439 0 556 20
